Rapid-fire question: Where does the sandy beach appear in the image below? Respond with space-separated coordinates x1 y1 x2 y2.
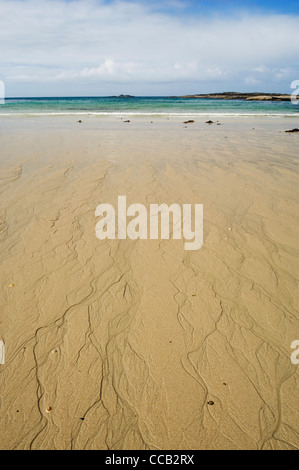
0 115 298 450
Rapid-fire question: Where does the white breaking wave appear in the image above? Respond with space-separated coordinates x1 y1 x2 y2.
0 112 298 117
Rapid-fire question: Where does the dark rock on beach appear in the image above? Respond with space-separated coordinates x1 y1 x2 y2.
285 128 299 133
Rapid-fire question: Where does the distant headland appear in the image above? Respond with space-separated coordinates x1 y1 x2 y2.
173 92 291 101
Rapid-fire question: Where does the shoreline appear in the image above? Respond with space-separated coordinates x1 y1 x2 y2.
0 113 299 120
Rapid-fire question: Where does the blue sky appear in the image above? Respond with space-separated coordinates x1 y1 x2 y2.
0 0 298 96
88 0 299 15
123 0 299 15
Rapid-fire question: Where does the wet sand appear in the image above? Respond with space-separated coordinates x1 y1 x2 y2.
0 116 299 450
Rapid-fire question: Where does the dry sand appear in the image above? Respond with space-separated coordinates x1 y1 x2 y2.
0 116 298 450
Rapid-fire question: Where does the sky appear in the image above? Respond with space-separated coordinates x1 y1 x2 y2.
0 0 299 97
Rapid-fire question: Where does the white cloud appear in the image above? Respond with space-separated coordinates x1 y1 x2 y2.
0 0 298 95
245 77 260 86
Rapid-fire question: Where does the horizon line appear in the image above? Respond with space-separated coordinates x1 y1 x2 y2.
4 91 291 99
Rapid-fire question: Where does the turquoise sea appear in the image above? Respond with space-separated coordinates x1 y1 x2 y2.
0 96 298 116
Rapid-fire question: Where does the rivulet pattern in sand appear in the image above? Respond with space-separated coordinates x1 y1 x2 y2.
0 117 298 450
